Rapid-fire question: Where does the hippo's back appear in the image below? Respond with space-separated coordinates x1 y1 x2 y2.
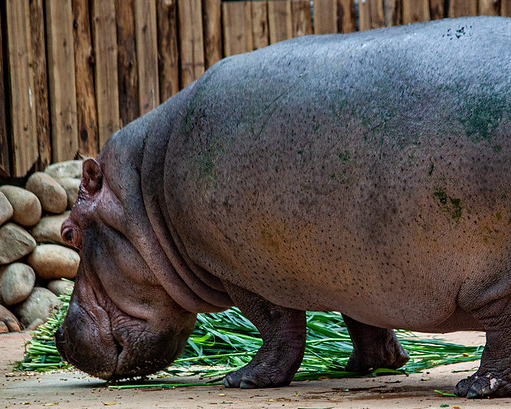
163 17 511 331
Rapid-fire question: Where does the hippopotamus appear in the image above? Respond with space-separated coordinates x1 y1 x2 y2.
55 16 511 398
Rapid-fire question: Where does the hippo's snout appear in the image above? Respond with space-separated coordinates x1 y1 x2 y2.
55 289 196 381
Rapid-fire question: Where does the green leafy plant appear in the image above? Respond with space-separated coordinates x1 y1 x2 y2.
17 293 483 384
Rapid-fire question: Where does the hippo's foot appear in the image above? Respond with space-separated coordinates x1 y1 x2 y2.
452 328 511 398
454 372 510 398
222 282 306 388
223 342 302 388
342 314 409 373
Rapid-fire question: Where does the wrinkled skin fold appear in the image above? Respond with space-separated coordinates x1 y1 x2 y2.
56 17 511 398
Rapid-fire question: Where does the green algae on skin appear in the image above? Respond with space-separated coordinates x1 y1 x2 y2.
338 150 351 163
433 187 463 223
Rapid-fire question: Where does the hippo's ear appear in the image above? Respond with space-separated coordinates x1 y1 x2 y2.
81 158 103 197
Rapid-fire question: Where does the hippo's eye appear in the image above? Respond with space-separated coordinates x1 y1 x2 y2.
63 229 74 242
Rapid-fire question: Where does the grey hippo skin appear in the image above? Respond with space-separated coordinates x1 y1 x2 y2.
55 16 511 398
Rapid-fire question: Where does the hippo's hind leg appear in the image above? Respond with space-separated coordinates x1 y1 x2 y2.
453 328 511 398
452 300 511 399
222 282 306 388
342 314 409 373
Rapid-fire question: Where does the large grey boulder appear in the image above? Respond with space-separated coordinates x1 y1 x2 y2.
14 287 61 329
47 279 74 297
56 177 81 209
31 211 70 246
0 262 36 305
0 191 13 226
26 244 80 280
26 172 68 214
0 185 41 227
0 223 37 265
44 160 83 179
0 304 21 332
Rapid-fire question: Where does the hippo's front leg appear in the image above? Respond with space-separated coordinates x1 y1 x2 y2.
222 282 306 388
342 314 409 373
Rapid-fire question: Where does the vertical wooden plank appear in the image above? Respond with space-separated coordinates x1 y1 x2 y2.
6 0 38 176
46 0 78 163
449 0 478 16
402 0 430 24
479 0 500 15
429 0 446 19
222 1 253 57
369 0 385 28
92 0 120 148
291 1 312 37
156 0 180 101
358 0 371 31
503 0 511 15
29 0 50 170
251 1 269 50
178 0 205 88
0 12 10 177
268 0 292 43
135 0 160 115
383 0 399 26
116 0 139 127
203 0 222 68
73 0 99 157
338 0 356 33
314 0 338 34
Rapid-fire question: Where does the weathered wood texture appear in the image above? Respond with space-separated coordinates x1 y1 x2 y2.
30 0 51 170
178 0 205 88
503 0 511 15
402 0 430 24
314 0 338 34
1 0 509 177
73 0 98 156
115 0 139 128
292 1 313 37
0 14 9 177
156 0 180 101
92 0 120 148
5 0 38 176
268 0 293 43
449 0 478 16
46 0 78 164
135 0 160 115
223 1 253 56
251 1 269 49
203 0 223 68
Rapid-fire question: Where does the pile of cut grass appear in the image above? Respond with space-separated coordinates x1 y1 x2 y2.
18 293 484 383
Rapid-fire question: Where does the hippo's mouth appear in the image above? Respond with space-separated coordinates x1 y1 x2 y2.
55 288 188 381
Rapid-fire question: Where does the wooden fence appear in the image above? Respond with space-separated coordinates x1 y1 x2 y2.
1 0 510 178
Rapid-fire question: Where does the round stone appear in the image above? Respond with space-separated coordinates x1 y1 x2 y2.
0 262 36 305
26 172 67 214
44 160 83 179
56 177 81 209
0 185 41 227
0 304 21 332
26 244 80 280
0 191 13 226
13 287 61 329
31 211 70 246
0 223 37 265
47 279 74 297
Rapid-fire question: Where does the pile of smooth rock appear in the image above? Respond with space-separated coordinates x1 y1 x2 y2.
0 160 82 332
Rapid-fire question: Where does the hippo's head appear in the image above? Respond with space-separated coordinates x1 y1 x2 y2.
55 158 197 380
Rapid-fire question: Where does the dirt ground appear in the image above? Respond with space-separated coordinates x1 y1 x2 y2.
2 331 511 409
